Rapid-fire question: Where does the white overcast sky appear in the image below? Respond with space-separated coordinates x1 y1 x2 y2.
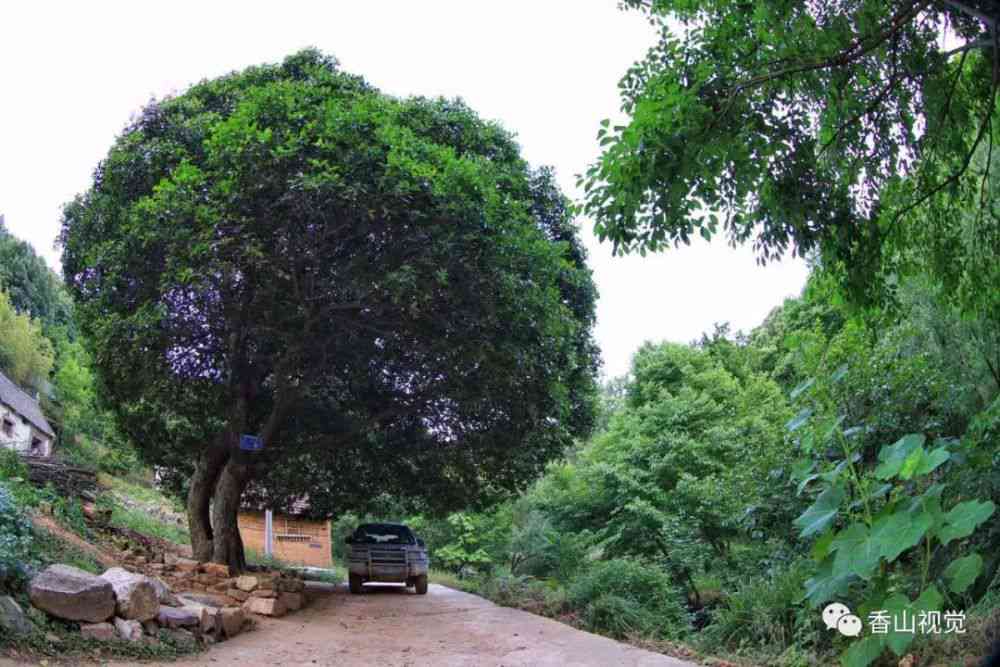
0 1 807 378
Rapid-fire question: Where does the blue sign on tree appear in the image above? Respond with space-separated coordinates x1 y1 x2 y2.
239 434 263 452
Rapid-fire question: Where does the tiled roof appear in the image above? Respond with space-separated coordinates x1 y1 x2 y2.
0 370 55 438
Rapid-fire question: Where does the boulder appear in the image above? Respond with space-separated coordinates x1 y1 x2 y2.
0 595 33 636
156 606 200 629
147 576 182 607
142 619 159 636
243 596 286 617
234 575 259 592
175 599 219 636
219 607 246 638
100 568 159 621
80 621 116 640
279 592 304 611
114 617 144 642
29 564 115 623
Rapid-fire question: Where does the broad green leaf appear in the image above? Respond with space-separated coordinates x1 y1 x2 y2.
795 485 845 538
811 528 835 561
841 635 884 667
943 553 983 593
914 447 950 477
796 473 820 495
831 523 881 579
937 500 996 545
803 555 855 607
870 510 931 562
875 434 925 480
882 586 943 656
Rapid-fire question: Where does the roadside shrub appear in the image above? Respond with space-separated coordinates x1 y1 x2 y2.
582 593 659 639
698 559 818 653
568 558 690 639
0 482 33 592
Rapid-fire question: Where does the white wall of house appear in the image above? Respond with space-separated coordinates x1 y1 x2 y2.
0 402 52 457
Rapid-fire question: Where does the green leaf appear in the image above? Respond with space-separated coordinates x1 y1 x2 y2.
875 434 925 480
803 555 855 607
831 523 881 580
937 500 996 545
869 510 931 562
944 553 983 594
882 586 943 656
841 635 884 667
811 528 835 561
914 447 950 477
795 485 845 538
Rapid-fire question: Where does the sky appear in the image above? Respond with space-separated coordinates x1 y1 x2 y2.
0 1 808 378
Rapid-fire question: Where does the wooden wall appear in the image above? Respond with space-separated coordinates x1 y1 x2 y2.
238 511 332 568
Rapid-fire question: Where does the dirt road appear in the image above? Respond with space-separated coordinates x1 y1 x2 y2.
157 582 698 667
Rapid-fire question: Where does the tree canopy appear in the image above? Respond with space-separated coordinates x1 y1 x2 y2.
60 49 599 568
581 1 999 302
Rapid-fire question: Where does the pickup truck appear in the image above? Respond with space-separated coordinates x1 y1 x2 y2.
345 522 430 595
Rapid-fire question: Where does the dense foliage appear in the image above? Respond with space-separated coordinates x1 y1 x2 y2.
60 49 599 569
389 269 1000 665
581 1 999 304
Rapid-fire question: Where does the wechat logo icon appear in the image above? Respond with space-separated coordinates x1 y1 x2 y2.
823 603 863 637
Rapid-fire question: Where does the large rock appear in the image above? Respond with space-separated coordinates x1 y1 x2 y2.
79 622 116 640
175 598 219 636
234 575 259 592
244 596 286 617
147 575 182 607
0 595 33 636
219 607 245 638
101 568 159 621
114 617 144 642
29 564 115 623
156 606 200 629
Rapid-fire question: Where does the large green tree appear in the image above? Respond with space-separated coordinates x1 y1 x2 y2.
61 50 599 570
582 1 998 301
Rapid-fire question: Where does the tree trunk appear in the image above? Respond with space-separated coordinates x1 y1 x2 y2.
186 445 230 562
211 458 250 572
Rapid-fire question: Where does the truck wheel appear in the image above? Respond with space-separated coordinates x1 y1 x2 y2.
415 574 428 595
349 573 363 594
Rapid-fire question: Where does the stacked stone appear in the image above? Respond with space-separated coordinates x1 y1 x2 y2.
119 551 310 618
24 564 249 645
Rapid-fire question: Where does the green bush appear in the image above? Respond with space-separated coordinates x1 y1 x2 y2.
568 558 690 639
0 482 33 592
698 559 819 654
582 593 659 639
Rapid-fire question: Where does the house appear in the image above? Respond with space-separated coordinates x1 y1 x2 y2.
0 370 55 457
238 498 332 568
